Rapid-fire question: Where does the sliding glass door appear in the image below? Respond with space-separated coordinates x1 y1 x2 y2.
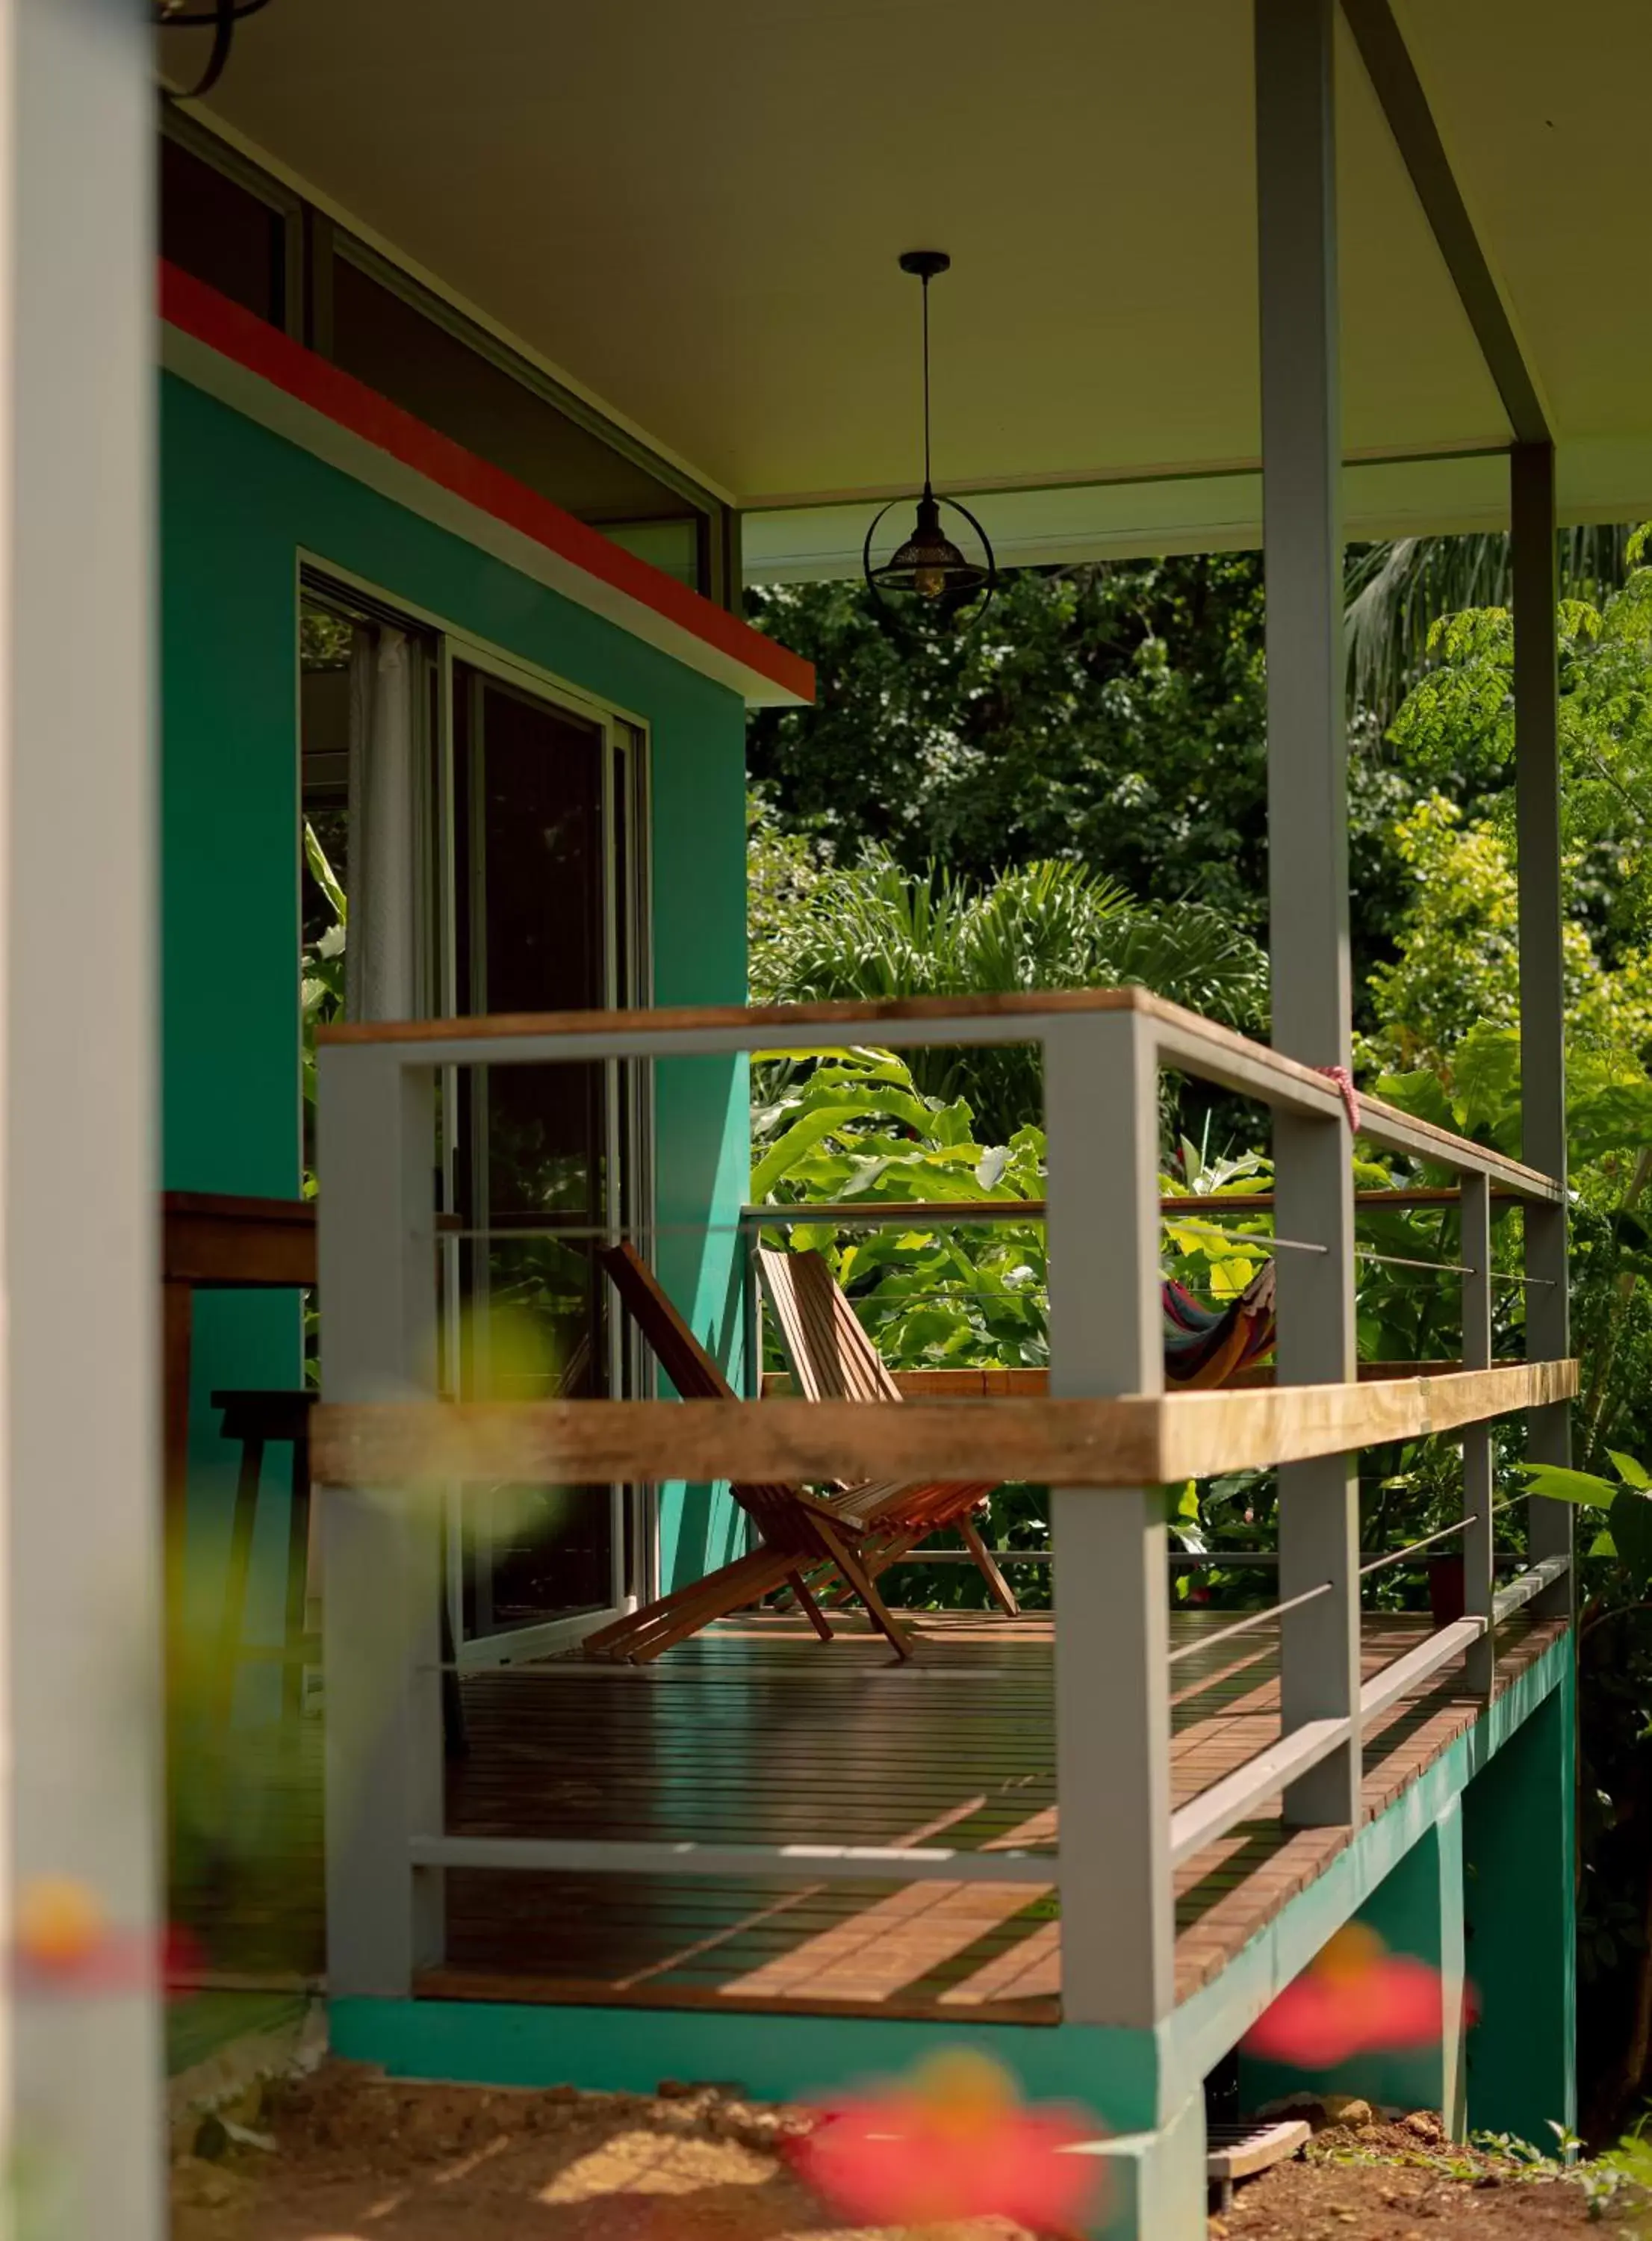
444 655 648 1661
302 573 650 1663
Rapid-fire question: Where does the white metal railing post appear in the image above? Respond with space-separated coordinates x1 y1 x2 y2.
1460 1174 1496 1693
1046 1011 1173 2026
1512 442 1573 1617
0 0 162 2224
1256 0 1362 1828
317 1047 444 1997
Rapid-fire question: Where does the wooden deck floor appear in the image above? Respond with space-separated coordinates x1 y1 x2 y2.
173 1605 1562 2026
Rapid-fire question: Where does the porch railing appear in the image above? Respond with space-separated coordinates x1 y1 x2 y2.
311 987 1573 2030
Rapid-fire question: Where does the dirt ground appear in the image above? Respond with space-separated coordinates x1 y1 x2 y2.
1220 2118 1602 2241
170 2065 1614 2240
169 2062 1037 2240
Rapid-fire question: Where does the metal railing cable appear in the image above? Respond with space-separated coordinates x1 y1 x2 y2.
1158 1215 1326 1256
890 1529 1531 1568
1164 1578 1334 1665
1357 1494 1519 1578
1358 1514 1474 1576
1353 1497 1524 1587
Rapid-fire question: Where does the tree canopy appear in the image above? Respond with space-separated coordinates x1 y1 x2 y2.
747 536 1652 2127
747 557 1420 1011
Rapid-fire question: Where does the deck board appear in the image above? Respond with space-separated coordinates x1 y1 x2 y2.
170 1605 1562 2028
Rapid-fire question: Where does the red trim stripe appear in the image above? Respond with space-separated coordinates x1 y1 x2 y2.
157 262 814 706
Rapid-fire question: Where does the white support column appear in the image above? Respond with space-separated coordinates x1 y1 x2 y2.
0 0 160 2227
1255 0 1361 1826
1047 1012 1172 2027
1460 1174 1495 1695
1512 444 1572 1612
318 1050 444 1997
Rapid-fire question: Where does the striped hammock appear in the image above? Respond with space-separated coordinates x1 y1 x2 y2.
1161 1260 1276 1391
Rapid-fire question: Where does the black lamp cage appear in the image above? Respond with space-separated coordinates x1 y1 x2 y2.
155 0 273 100
863 249 997 624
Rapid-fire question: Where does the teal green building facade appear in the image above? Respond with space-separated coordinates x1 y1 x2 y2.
155 276 1578 2240
161 362 757 1650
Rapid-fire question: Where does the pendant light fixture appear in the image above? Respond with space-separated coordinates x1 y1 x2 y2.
155 0 273 99
863 251 996 622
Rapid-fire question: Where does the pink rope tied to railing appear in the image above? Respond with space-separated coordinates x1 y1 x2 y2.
1316 1064 1361 1132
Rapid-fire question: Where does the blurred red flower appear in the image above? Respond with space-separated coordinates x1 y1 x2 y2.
791 2048 1103 2234
1243 1922 1474 2067
13 1877 202 1999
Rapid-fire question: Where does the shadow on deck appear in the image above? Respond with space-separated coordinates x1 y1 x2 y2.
173 1606 1562 2027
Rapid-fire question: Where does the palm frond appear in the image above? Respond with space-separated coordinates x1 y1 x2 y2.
763 851 1268 1136
1344 525 1636 725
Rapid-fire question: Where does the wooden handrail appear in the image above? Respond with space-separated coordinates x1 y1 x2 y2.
317 988 1560 1201
760 1360 1521 1399
318 985 1155 1045
314 1358 1578 1492
746 1185 1522 1226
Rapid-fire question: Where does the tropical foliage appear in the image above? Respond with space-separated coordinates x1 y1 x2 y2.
745 533 1652 2125
754 849 1268 1140
751 1047 1046 1371
299 819 347 1191
751 1047 1298 1607
1364 547 1652 1073
1344 524 1634 721
746 560 1279 922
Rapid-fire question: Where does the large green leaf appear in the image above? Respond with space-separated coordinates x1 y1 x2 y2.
750 1106 881 1198
1371 1066 1459 1135
1568 1081 1652 1168
304 818 347 926
1450 1023 1522 1147
1521 1462 1619 1509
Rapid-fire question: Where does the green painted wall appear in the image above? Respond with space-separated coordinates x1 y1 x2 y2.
1238 1800 1468 2129
161 371 751 1651
1462 1661 1577 2145
1168 1632 1571 2125
329 1997 1164 2131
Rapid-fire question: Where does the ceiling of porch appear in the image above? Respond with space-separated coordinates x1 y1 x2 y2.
173 0 1652 564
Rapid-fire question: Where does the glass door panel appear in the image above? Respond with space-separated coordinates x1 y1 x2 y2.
449 660 635 1652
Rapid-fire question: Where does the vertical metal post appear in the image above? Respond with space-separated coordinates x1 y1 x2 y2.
0 0 161 2224
740 1209 762 1401
740 1206 762 1557
1460 1174 1495 1695
1047 1011 1172 2027
1255 0 1361 1826
707 505 743 613
1512 443 1572 1611
318 1048 444 1996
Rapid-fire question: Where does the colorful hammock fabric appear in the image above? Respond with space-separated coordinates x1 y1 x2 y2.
1161 1260 1276 1391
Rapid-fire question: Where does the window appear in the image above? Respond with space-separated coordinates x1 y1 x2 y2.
602 518 702 589
155 114 735 605
330 250 706 549
160 119 739 604
298 589 438 1174
299 572 651 1650
160 129 294 332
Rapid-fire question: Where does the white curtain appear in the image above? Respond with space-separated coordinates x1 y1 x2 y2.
344 624 417 1023
313 624 417 1623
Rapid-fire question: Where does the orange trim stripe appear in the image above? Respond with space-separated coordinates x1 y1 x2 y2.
157 261 815 707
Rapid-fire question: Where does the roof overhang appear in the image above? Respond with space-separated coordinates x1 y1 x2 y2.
159 265 813 705
170 0 1652 577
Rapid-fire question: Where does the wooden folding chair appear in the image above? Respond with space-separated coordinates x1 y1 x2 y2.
756 1245 1016 1617
577 1242 917 1664
755 1244 1278 1613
